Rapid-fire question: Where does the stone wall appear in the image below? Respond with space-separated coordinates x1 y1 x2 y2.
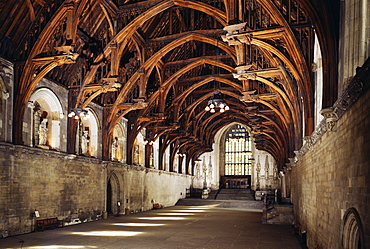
291 89 370 248
0 143 199 237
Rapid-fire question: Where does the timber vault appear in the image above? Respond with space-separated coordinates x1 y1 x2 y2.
0 0 339 170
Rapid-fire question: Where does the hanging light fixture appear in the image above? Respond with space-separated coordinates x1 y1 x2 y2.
205 97 230 113
204 38 230 113
68 108 90 120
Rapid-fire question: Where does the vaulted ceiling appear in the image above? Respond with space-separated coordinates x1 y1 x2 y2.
0 0 339 168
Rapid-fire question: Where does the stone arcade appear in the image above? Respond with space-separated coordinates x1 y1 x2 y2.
0 0 369 248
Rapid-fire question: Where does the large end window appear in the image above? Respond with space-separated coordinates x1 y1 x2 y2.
225 125 252 175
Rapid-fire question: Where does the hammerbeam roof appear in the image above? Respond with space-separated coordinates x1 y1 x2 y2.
0 0 339 167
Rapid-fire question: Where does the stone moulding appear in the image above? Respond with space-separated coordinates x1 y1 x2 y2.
291 59 370 166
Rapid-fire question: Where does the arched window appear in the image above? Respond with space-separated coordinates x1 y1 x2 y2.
225 124 253 175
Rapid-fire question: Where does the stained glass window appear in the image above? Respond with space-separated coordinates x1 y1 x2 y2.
225 125 252 175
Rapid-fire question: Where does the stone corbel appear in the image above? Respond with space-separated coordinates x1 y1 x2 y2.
284 163 292 171
304 135 313 150
294 150 303 161
288 157 296 167
320 107 338 132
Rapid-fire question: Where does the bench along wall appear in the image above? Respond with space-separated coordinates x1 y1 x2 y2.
0 143 198 237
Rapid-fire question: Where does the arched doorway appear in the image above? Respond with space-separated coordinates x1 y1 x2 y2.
342 208 366 249
106 172 121 215
106 179 113 214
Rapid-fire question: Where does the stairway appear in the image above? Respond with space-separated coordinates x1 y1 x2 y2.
214 188 255 201
176 188 262 210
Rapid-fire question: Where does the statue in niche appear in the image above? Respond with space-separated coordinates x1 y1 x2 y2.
111 137 118 160
38 118 48 145
264 155 270 178
195 162 200 179
133 144 139 165
33 108 41 146
81 130 89 155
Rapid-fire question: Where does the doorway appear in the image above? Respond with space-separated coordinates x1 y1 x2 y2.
106 179 112 214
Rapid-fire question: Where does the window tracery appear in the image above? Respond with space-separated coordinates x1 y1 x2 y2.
225 124 253 175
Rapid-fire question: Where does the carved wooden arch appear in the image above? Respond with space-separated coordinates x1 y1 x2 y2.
254 0 313 94
296 0 339 108
174 76 242 108
182 89 242 128
75 1 229 109
197 100 249 132
13 2 84 143
160 58 237 102
136 58 237 116
251 0 315 135
103 34 237 133
80 0 228 73
201 113 251 143
192 90 290 133
256 76 296 120
137 75 240 125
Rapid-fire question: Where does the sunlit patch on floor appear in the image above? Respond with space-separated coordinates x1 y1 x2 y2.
188 205 219 209
72 231 143 236
156 212 194 216
112 223 165 227
28 246 97 249
170 209 205 212
138 217 186 220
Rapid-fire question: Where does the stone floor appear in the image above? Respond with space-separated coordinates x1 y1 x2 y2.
0 205 302 249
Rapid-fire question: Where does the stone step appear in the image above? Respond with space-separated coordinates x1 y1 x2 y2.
214 188 255 201
176 198 263 210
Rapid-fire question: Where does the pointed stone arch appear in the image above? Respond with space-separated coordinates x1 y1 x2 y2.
342 208 366 249
106 171 122 215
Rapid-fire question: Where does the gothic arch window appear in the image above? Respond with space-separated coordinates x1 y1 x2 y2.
342 208 366 249
225 124 253 175
313 33 324 127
